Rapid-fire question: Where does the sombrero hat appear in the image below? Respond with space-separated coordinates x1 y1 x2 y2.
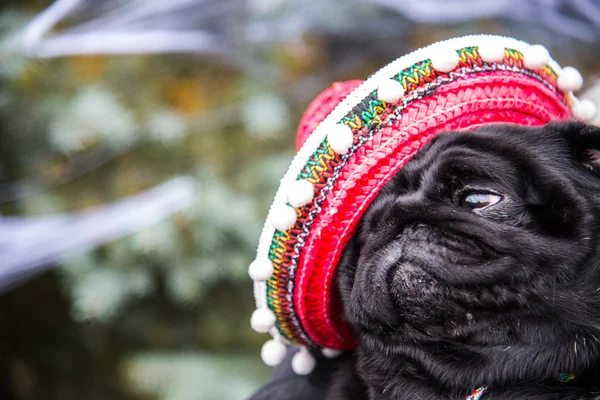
248 34 596 374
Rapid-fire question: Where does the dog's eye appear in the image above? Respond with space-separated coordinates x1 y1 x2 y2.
461 192 502 211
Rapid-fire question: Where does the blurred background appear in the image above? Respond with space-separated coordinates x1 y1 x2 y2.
2 1 600 399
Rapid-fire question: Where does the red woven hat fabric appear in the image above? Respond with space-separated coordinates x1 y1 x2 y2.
249 35 597 372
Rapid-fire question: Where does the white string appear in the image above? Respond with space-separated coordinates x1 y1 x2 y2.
0 176 196 294
21 0 233 58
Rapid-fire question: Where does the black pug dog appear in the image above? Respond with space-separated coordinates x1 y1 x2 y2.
327 121 600 400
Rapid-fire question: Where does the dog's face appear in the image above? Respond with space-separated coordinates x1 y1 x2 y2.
337 122 600 391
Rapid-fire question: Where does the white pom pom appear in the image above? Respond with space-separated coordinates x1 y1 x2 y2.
287 180 315 208
558 66 583 92
376 79 405 103
251 308 276 333
477 44 505 63
271 204 297 231
321 347 343 359
261 339 287 367
248 258 274 282
430 48 460 73
522 44 550 69
327 124 354 155
291 347 316 375
573 99 597 122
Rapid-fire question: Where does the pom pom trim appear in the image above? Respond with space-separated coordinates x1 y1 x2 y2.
573 99 597 122
522 44 550 69
322 347 343 359
430 48 460 72
248 258 274 282
327 124 354 154
376 79 405 103
251 308 276 333
270 204 297 232
287 180 315 208
477 43 505 63
557 66 583 92
291 347 316 375
261 339 287 367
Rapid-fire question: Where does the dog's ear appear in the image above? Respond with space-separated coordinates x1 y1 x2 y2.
556 121 600 173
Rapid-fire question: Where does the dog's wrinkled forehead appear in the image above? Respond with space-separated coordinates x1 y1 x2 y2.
400 133 520 190
408 126 549 179
382 123 582 199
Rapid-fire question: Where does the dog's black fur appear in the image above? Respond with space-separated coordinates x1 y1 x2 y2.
327 122 600 400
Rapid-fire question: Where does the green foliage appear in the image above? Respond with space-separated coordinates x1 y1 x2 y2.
124 352 270 400
0 7 300 397
49 85 137 153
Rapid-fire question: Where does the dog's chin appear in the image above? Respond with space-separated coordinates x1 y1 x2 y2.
387 262 460 339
